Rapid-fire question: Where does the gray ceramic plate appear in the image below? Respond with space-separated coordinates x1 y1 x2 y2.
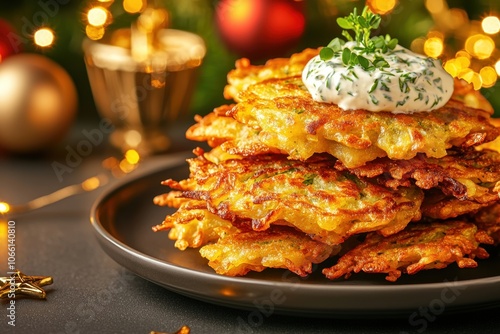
91 152 500 318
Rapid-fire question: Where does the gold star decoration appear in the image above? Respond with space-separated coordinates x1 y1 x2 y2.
0 269 53 299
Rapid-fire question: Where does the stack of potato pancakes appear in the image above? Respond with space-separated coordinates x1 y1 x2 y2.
153 48 500 282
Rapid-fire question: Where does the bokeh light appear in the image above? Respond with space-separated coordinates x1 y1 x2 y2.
124 149 140 165
82 176 102 191
425 0 446 14
86 25 106 40
479 66 498 88
366 0 397 15
465 34 495 60
424 37 444 58
482 16 500 35
495 60 500 76
123 0 145 14
0 202 10 214
34 28 55 47
88 7 109 27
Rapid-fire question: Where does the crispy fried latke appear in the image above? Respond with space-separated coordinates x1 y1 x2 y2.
477 118 500 153
323 220 494 282
223 48 319 101
161 150 423 246
420 189 495 220
199 226 338 277
225 76 500 167
186 107 281 158
336 148 500 205
152 198 239 250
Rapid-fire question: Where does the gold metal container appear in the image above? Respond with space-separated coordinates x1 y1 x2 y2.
83 29 206 155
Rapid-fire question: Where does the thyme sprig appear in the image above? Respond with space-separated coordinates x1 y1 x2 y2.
320 6 398 71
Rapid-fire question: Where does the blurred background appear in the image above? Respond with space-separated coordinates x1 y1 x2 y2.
0 0 500 156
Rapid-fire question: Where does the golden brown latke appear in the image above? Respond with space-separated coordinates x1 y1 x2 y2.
336 148 500 206
186 106 281 158
199 226 338 277
223 48 319 101
323 220 494 282
420 189 494 220
152 197 239 250
226 76 499 168
160 150 423 246
477 118 500 153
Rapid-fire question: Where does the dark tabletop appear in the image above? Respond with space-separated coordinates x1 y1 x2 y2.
1 121 499 334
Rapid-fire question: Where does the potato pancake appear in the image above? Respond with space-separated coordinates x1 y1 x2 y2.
154 39 500 281
152 198 239 250
227 76 500 167
420 189 496 220
224 48 319 101
336 148 500 205
160 150 423 246
199 226 338 277
323 220 493 282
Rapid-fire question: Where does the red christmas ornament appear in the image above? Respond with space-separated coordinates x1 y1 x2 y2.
0 19 21 61
215 0 306 60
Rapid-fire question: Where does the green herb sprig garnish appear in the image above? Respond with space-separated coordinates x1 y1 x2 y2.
320 6 398 71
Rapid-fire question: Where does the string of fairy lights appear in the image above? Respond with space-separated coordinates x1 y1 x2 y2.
26 0 500 91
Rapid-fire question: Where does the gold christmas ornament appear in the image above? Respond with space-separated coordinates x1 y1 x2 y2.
83 27 206 156
0 53 77 153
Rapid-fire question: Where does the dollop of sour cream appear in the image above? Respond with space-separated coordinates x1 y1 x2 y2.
302 42 454 113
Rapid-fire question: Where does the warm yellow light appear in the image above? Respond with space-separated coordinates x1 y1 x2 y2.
482 16 500 35
124 130 142 147
410 37 425 54
367 0 397 15
495 60 500 76
455 50 471 59
119 159 138 174
86 25 105 40
34 28 55 47
458 68 482 90
88 7 108 27
125 149 140 165
465 34 495 59
470 72 483 90
0 202 10 214
444 60 459 77
123 0 144 14
82 176 102 192
479 66 497 88
455 56 471 69
425 0 445 14
110 28 131 48
424 37 444 58
444 9 468 31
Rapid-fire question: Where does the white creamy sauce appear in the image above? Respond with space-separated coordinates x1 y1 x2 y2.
302 42 454 113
